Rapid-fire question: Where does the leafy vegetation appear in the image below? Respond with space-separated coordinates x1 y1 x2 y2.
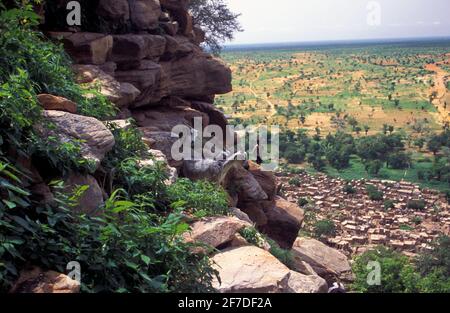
366 185 384 201
168 179 229 217
0 5 222 293
312 219 336 239
352 238 450 293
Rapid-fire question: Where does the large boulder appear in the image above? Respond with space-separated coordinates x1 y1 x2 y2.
111 35 166 63
115 60 166 106
97 0 130 22
190 101 228 134
132 106 209 131
161 52 232 99
248 161 277 200
183 216 251 251
64 173 104 215
48 32 113 65
10 267 80 293
211 246 326 293
284 271 328 293
139 130 182 168
39 111 115 169
73 64 140 108
260 197 304 249
291 238 353 284
129 0 161 30
37 94 77 113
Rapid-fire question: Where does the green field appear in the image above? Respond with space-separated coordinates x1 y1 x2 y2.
219 41 450 192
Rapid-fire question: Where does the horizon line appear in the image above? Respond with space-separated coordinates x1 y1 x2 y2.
225 35 450 48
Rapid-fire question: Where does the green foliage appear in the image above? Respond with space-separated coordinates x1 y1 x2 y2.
297 197 309 207
343 184 356 194
352 238 450 293
383 199 396 210
0 6 115 120
288 177 301 187
168 179 229 216
313 219 336 239
366 185 384 201
0 159 217 293
351 246 419 293
266 238 294 268
239 227 268 249
387 151 411 169
104 121 149 169
76 190 217 293
190 0 242 54
115 158 168 204
406 199 426 211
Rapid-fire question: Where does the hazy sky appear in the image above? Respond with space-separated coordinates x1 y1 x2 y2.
226 0 450 44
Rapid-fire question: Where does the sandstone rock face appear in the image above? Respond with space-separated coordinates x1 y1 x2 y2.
248 161 277 200
111 35 166 63
129 0 161 30
211 246 290 293
230 208 253 224
115 60 165 106
261 197 305 248
72 64 140 108
11 267 80 293
133 106 209 131
97 0 130 22
49 32 113 65
190 101 228 134
40 111 115 169
284 271 328 293
37 94 77 113
183 216 251 249
211 246 326 293
65 173 104 215
291 238 353 284
162 52 232 99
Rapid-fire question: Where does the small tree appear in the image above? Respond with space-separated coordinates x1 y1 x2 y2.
190 0 242 54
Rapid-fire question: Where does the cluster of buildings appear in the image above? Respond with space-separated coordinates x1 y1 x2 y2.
280 172 450 257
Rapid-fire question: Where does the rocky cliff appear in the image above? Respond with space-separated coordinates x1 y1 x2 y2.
9 0 352 293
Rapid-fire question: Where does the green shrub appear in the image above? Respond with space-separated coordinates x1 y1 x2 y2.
0 7 115 120
0 160 217 293
267 238 294 268
313 219 336 238
103 121 149 170
366 185 384 201
351 246 419 293
384 199 396 210
239 227 267 249
343 184 356 194
115 158 168 203
407 199 426 210
168 179 229 216
297 197 309 207
288 177 301 187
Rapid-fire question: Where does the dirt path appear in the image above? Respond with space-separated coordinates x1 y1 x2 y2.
425 62 450 125
248 70 277 116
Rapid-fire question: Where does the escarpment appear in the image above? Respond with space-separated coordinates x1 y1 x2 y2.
4 0 352 293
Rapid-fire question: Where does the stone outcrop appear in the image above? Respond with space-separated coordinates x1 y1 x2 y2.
64 172 104 215
260 197 305 248
211 246 327 293
183 216 251 251
37 94 77 113
10 267 80 293
38 110 115 169
37 0 350 293
291 238 353 284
